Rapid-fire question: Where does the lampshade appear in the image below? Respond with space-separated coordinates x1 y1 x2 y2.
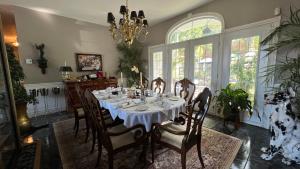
107 12 115 23
119 18 124 25
143 20 148 27
138 10 145 19
59 66 73 72
130 11 137 20
136 19 141 24
120 5 127 15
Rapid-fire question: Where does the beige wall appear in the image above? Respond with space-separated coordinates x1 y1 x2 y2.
146 0 300 46
10 6 119 84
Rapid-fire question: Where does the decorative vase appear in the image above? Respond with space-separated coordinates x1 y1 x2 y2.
16 101 31 132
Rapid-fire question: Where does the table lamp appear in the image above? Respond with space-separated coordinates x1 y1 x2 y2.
59 66 73 80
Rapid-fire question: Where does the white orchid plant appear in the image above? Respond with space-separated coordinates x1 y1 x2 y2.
131 65 139 74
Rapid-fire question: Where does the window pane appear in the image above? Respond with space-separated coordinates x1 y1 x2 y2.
194 43 213 97
152 51 163 79
169 18 222 44
171 48 185 92
229 36 260 104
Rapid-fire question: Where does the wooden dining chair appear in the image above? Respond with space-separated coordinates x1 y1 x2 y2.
142 76 149 89
151 88 212 169
86 90 148 169
174 78 196 105
75 84 91 140
82 87 120 153
67 87 85 137
150 77 166 94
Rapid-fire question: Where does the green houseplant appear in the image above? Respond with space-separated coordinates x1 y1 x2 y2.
6 44 35 130
116 42 145 87
215 84 253 129
261 7 300 113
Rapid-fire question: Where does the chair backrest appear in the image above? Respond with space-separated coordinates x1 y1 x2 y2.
174 78 196 105
143 76 149 89
75 84 94 113
85 90 114 150
66 85 81 107
150 77 166 94
183 88 212 146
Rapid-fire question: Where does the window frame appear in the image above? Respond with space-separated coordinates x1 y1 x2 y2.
223 23 279 126
166 12 225 44
148 44 167 82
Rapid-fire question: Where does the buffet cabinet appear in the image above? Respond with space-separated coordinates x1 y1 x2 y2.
64 78 118 113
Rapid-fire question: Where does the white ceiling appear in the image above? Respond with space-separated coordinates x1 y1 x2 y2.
0 0 213 26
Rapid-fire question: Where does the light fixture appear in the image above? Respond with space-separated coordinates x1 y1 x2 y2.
107 0 149 46
12 41 19 47
59 66 73 80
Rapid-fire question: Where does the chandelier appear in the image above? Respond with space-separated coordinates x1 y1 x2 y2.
107 0 149 46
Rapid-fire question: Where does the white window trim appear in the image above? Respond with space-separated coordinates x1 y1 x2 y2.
148 16 281 129
165 12 225 44
148 44 166 82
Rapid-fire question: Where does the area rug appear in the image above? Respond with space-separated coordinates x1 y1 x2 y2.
53 119 242 169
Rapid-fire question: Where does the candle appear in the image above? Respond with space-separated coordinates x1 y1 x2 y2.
121 72 123 85
140 72 143 87
64 60 67 66
107 72 110 79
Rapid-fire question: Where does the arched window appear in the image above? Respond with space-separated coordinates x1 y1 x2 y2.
167 13 224 44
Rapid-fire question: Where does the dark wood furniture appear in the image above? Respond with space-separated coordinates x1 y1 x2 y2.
66 89 85 137
86 90 148 169
64 78 117 137
151 88 212 169
174 78 196 105
150 77 166 94
10 140 41 169
64 78 118 113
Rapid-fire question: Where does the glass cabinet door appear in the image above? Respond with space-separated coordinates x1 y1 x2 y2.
0 26 19 168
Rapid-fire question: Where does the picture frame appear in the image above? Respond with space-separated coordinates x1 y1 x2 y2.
75 53 103 72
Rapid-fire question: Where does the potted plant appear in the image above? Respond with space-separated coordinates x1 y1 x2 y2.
116 42 145 87
215 84 253 129
6 44 36 132
35 44 48 74
261 7 300 114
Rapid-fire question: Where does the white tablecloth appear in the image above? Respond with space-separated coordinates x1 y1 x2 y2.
93 90 186 132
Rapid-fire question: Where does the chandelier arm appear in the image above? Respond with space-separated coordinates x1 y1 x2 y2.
108 0 148 46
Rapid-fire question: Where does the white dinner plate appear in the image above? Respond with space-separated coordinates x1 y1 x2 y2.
135 105 149 111
169 96 179 101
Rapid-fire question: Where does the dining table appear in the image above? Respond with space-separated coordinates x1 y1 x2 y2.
92 88 186 132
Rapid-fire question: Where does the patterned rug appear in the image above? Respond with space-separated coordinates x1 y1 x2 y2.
53 119 242 169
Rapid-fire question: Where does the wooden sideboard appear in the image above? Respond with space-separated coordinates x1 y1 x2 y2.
64 78 118 113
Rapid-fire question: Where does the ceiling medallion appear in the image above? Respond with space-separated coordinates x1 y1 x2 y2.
107 0 149 46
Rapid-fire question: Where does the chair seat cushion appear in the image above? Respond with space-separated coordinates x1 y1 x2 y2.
108 125 137 150
160 123 187 149
76 108 85 118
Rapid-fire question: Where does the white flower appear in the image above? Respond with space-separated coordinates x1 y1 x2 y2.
131 65 139 73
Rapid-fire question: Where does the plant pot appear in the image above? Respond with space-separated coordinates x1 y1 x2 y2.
223 109 241 129
234 114 241 129
15 101 31 132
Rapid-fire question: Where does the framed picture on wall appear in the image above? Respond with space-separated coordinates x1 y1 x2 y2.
75 53 103 72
